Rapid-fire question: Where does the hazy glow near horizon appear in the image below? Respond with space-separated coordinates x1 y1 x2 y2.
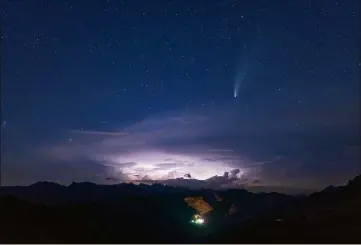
104 150 235 181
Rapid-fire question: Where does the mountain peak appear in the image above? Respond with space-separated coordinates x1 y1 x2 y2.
30 181 63 187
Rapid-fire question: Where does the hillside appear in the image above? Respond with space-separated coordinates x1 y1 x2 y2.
0 175 360 243
206 175 361 243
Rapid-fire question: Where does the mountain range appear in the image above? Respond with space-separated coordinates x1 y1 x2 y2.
1 174 360 243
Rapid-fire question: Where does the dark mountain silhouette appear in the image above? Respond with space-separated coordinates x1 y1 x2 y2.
0 175 360 243
206 174 361 243
0 181 294 206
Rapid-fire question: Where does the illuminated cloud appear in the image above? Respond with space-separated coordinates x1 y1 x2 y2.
31 107 270 186
3 100 358 192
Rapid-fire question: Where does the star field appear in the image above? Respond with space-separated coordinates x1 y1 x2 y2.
1 0 359 191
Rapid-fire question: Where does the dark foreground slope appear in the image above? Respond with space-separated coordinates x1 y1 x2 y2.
207 175 361 243
1 175 360 243
0 195 196 243
0 184 293 243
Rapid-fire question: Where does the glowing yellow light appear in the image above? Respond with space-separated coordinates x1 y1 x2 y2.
195 218 204 224
191 214 205 225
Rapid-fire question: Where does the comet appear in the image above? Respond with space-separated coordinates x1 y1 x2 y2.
232 54 249 99
233 74 244 98
232 29 262 99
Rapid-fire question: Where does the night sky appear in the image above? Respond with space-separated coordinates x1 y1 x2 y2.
1 0 360 193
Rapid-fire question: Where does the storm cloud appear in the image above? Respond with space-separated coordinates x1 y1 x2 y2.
2 98 359 193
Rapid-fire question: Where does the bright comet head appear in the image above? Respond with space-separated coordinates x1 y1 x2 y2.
234 83 239 98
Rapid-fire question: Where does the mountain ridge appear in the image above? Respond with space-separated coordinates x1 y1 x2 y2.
0 174 360 243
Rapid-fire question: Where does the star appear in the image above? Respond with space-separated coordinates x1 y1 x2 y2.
3 0 358 193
